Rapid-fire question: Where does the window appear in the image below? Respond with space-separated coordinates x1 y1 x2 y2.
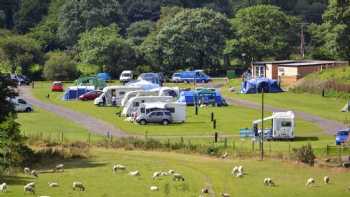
156 112 163 116
255 65 265 77
166 108 175 113
278 68 285 76
140 108 145 113
18 99 27 104
164 112 171 116
281 121 292 127
119 91 125 96
133 102 140 107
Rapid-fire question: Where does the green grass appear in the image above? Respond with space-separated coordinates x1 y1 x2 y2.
2 148 350 197
16 107 102 142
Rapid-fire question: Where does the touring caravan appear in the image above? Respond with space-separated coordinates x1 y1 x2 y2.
122 96 174 116
137 102 186 123
94 86 142 106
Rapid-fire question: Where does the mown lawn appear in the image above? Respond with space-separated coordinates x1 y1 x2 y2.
2 149 350 197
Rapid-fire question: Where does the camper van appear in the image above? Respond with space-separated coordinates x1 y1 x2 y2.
122 96 174 116
94 86 142 106
137 102 186 123
119 70 133 84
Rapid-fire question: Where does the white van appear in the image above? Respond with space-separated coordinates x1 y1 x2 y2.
122 96 174 116
119 70 133 83
137 102 186 123
94 86 141 106
10 97 33 112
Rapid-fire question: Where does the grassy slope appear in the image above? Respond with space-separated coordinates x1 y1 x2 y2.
2 149 350 197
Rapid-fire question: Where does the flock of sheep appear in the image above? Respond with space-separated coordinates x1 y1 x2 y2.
0 162 347 196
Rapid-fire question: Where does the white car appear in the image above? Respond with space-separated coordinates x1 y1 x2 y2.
10 97 33 112
119 70 133 83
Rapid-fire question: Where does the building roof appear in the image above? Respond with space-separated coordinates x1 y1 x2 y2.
279 60 347 67
252 60 296 65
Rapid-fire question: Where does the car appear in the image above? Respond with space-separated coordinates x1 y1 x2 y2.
171 71 211 83
51 81 64 92
136 110 172 125
336 129 350 145
137 73 160 85
10 74 31 85
119 70 133 84
79 90 103 101
9 97 33 112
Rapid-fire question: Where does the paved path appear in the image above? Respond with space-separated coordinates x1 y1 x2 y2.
19 87 128 137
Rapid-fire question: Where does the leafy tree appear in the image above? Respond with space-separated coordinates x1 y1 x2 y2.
0 0 20 29
0 35 43 77
43 51 79 80
227 5 298 62
58 0 126 46
14 0 50 33
127 20 155 45
77 24 138 77
0 73 17 122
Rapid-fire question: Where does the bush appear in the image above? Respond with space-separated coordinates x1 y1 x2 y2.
43 51 79 80
292 144 316 166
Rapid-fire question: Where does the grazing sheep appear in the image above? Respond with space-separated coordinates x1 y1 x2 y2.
264 178 275 186
173 173 185 181
113 164 126 173
27 182 35 188
231 166 239 176
160 171 169 176
129 170 140 176
168 170 175 174
221 192 230 197
306 178 315 187
153 171 161 179
201 187 209 194
24 167 31 175
0 183 7 192
72 181 85 191
221 152 228 159
324 176 330 184
24 184 35 194
31 170 38 177
55 164 64 172
150 186 159 191
238 166 244 174
48 182 59 187
236 172 243 178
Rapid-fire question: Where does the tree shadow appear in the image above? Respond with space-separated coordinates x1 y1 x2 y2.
293 136 319 141
1 176 34 186
34 158 108 173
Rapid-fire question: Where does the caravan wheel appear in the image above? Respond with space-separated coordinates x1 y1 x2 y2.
162 119 169 125
140 120 147 125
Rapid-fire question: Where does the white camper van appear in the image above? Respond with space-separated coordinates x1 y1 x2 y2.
122 96 174 116
94 86 141 106
137 102 186 123
119 70 133 83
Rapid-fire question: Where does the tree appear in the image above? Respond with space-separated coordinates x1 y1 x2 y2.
309 0 350 60
145 8 231 72
14 0 50 34
58 0 126 46
127 20 155 45
227 5 298 62
43 51 79 80
0 0 20 29
0 35 43 77
0 74 17 122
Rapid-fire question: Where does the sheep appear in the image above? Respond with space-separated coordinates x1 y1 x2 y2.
160 171 169 176
113 164 126 173
27 182 35 188
173 173 185 181
129 170 140 176
168 170 175 174
324 176 330 184
48 182 59 187
236 172 244 178
264 178 275 186
231 166 239 176
238 166 244 174
55 164 64 172
24 184 35 194
221 192 230 197
150 186 159 191
72 181 85 191
306 178 315 187
31 170 38 177
0 183 7 192
24 167 31 175
201 187 209 194
221 152 229 159
152 171 161 179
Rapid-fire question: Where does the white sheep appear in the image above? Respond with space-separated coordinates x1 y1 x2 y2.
150 186 159 191
27 182 35 188
238 166 244 174
168 169 175 174
48 182 59 187
221 192 230 197
55 164 64 172
152 171 161 179
129 170 140 176
113 164 126 173
264 178 275 186
236 172 243 178
231 166 239 176
324 176 330 184
24 167 31 175
72 181 85 191
31 170 38 177
221 152 229 159
160 171 169 176
24 184 35 194
0 183 7 192
306 178 315 187
173 173 185 181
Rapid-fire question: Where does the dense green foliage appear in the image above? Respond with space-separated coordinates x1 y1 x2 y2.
43 51 78 80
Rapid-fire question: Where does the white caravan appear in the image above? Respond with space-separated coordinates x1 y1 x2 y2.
253 111 295 140
137 102 186 123
94 86 142 106
119 70 133 83
9 97 33 112
122 96 174 116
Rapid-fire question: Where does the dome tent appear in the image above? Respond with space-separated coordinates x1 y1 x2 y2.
240 78 283 94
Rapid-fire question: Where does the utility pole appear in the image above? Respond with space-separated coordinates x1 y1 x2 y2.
300 24 305 59
260 88 264 160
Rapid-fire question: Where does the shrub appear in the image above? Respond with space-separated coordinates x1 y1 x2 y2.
292 144 316 166
43 51 79 80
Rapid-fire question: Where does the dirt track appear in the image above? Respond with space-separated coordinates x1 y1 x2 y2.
19 86 128 137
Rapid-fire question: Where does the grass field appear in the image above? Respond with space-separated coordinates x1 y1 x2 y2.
2 148 350 197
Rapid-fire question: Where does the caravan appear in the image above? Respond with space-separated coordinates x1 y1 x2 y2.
137 102 186 123
122 96 174 116
94 86 142 106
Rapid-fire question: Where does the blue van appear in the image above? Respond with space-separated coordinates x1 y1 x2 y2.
336 129 350 145
171 71 211 83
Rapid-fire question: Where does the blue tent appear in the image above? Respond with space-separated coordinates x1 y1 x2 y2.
241 78 283 94
178 89 227 106
97 73 111 81
63 86 95 100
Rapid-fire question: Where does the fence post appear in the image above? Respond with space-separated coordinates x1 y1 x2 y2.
214 132 218 143
213 119 217 129
326 144 329 156
224 137 227 148
211 112 214 122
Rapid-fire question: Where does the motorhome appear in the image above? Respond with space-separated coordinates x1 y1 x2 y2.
137 102 186 123
119 70 133 84
122 96 174 116
94 86 142 106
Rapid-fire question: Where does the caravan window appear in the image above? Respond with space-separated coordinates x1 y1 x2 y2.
281 121 292 127
166 108 175 113
140 108 145 113
119 91 125 96
133 102 140 107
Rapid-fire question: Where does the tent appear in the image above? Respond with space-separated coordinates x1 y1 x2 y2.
126 80 160 90
63 86 95 100
75 76 107 90
97 73 111 81
178 89 227 106
241 78 283 94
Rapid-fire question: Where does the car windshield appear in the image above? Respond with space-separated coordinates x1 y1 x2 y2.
123 73 131 77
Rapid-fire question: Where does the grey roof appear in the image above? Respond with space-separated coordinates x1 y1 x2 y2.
252 60 296 65
279 61 348 67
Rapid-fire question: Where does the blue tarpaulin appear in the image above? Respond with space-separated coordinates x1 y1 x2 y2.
63 86 95 100
97 73 111 81
241 78 283 94
178 89 226 106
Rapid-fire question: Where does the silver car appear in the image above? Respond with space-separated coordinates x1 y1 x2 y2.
136 110 172 125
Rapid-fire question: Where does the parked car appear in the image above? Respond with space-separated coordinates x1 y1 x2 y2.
51 81 64 92
171 71 211 83
136 110 172 125
9 97 33 112
157 72 166 86
120 70 133 84
10 74 31 85
137 73 160 85
79 90 103 101
336 129 350 145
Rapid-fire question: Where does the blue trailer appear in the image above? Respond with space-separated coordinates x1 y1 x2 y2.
171 71 211 83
